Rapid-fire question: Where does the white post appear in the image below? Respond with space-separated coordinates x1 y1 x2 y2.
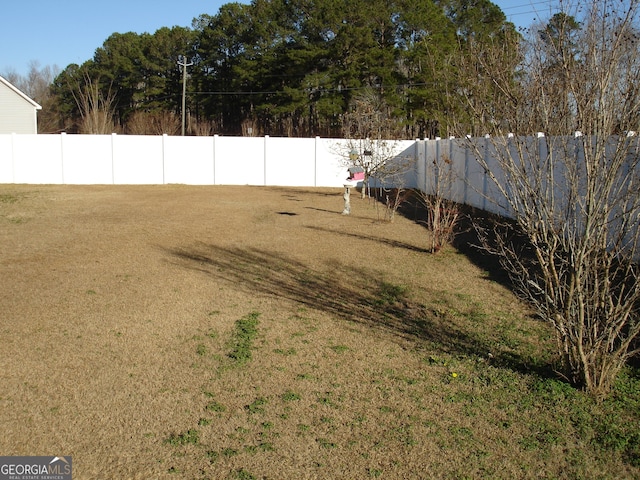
162 134 167 184
213 134 218 185
315 136 320 187
111 133 117 184
342 184 352 215
60 132 66 184
264 135 269 186
10 132 16 183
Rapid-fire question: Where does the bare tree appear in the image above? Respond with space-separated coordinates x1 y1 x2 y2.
341 89 412 204
26 62 63 133
456 0 640 398
3 62 63 133
70 72 118 134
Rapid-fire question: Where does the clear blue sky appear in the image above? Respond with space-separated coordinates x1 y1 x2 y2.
1 0 559 78
1 0 248 77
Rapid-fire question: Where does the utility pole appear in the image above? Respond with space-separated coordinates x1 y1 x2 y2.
178 55 193 136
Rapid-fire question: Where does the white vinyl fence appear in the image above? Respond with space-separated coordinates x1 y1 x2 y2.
0 132 549 217
6 132 634 219
0 133 362 187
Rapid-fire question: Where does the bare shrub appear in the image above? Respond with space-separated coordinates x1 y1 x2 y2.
382 188 408 223
125 111 181 135
188 117 218 136
456 0 640 397
375 155 415 222
419 154 460 253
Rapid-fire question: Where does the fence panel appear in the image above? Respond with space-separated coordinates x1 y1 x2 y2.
0 134 13 182
112 135 164 184
484 138 511 217
214 136 265 185
446 139 466 205
265 137 316 186
414 140 427 194
163 135 214 185
62 134 113 184
393 141 419 190
13 134 62 184
316 138 349 186
460 137 493 212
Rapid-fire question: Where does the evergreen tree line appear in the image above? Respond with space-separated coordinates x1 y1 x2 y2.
47 0 518 137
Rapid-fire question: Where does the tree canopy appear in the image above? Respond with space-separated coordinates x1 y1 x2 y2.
50 0 518 137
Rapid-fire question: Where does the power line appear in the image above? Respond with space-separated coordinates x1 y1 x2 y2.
499 0 560 25
189 82 437 96
500 0 557 14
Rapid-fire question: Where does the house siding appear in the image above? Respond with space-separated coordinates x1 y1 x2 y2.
0 79 40 134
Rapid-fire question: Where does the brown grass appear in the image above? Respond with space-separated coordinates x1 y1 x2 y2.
1 185 637 479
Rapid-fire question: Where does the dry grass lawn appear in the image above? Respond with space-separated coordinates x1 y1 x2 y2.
1 185 638 479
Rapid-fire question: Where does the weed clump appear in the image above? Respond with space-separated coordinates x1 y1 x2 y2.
165 429 199 446
228 312 260 364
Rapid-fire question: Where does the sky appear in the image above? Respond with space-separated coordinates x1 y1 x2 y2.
1 0 248 77
497 0 561 30
1 0 560 79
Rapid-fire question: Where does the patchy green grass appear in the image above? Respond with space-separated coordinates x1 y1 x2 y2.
14 185 633 479
0 191 34 224
228 312 260 364
0 194 19 204
164 293 640 479
165 429 199 447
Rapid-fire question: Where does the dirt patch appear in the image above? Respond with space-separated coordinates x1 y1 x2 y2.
2 184 628 479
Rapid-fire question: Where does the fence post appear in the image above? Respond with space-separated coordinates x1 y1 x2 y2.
413 139 420 192
483 134 490 211
60 132 66 184
537 132 546 193
420 138 428 195
162 134 167 185
10 133 16 183
264 135 269 186
434 138 440 195
111 133 117 184
213 134 218 185
315 136 320 187
464 136 471 205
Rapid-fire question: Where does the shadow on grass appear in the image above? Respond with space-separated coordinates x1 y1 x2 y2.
278 187 342 198
387 190 515 289
305 225 430 254
165 243 549 377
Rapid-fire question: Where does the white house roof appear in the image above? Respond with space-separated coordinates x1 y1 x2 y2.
0 75 42 110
